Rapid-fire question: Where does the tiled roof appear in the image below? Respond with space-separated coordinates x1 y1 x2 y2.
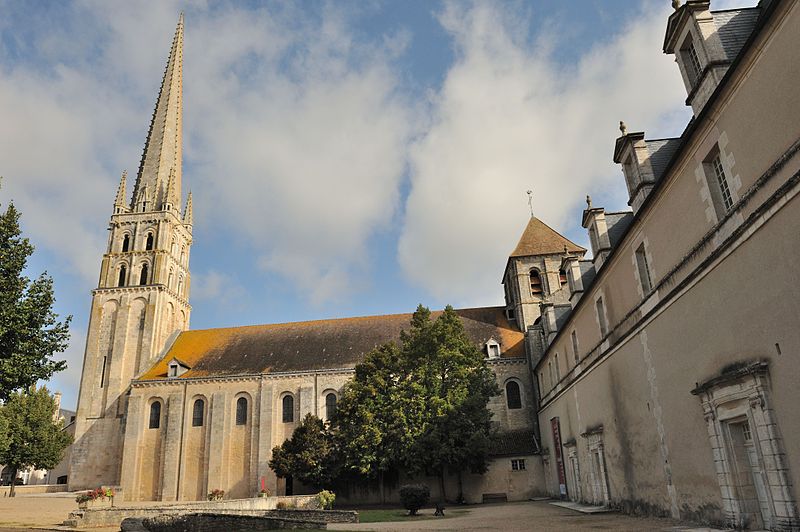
509 217 585 258
492 428 538 457
139 307 524 381
645 138 681 181
713 8 760 61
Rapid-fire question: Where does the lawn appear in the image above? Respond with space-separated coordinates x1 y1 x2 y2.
357 507 469 523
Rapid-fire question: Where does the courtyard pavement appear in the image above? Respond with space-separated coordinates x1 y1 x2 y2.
329 500 722 532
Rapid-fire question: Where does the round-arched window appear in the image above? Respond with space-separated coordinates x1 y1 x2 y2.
149 401 162 429
235 397 248 425
506 381 522 410
192 399 204 427
282 394 294 423
530 270 543 295
325 393 337 421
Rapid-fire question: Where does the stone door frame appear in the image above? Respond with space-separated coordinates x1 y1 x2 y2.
692 361 798 530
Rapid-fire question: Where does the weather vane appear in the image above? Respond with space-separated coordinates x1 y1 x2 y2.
527 190 534 217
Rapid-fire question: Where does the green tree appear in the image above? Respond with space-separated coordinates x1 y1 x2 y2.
0 192 71 401
269 414 339 490
0 386 73 496
403 306 499 501
335 305 498 502
333 342 425 500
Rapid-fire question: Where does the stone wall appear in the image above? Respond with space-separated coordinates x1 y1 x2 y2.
265 509 358 523
136 513 324 531
65 495 316 529
0 484 68 497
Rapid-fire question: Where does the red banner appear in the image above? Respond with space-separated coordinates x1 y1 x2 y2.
551 417 567 497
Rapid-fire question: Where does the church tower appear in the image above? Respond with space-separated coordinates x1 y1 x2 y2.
70 15 192 490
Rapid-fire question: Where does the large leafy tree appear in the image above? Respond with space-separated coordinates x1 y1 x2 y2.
333 342 426 500
269 413 339 490
0 192 71 401
403 306 499 501
0 386 73 496
336 305 499 501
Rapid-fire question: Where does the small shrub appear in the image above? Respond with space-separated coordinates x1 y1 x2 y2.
399 484 430 516
276 501 288 510
258 488 271 497
316 490 335 510
207 489 225 501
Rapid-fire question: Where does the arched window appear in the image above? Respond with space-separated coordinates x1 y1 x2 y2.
506 381 522 410
139 264 149 285
118 265 127 287
325 393 337 421
235 397 248 425
145 233 154 251
282 394 294 423
530 270 543 295
149 401 161 429
122 234 130 252
559 269 568 286
192 399 204 427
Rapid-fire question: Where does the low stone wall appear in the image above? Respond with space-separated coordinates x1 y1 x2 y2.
265 509 358 523
133 513 325 531
64 496 317 528
0 484 69 497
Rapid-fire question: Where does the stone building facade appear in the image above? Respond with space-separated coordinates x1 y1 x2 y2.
69 1 799 528
530 1 800 530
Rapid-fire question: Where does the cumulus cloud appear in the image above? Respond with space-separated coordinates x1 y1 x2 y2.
398 1 691 306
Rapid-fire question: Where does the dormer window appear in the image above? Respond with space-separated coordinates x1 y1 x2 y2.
530 270 543 296
485 339 501 359
680 34 703 86
167 357 189 378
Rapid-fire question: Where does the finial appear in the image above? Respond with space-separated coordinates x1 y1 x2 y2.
672 0 681 11
619 121 627 136
526 190 534 217
586 195 592 208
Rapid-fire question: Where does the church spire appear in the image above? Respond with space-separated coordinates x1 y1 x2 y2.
114 170 128 214
131 13 184 212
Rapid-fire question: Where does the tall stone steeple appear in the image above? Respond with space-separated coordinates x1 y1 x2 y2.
131 13 184 213
70 14 193 492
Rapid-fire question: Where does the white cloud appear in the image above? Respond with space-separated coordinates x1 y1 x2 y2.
398 1 691 306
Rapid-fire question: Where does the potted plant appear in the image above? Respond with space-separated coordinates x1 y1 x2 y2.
258 488 271 498
207 489 225 501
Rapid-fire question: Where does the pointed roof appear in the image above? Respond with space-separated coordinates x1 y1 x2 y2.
114 170 127 211
509 217 585 258
131 14 184 211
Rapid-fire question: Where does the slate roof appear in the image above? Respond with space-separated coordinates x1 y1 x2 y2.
579 260 596 291
492 428 538 457
645 138 682 181
509 217 585 258
605 211 634 249
139 306 524 381
713 8 760 61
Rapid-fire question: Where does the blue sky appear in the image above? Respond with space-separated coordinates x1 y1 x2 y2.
0 0 750 408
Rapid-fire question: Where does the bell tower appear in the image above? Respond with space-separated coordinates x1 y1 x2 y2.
70 15 192 490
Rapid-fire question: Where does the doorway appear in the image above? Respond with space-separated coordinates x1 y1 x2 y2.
726 419 772 529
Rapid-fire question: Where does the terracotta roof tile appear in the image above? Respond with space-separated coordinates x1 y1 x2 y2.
139 306 524 381
509 217 585 258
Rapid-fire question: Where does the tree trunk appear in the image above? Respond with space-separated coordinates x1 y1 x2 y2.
379 470 385 505
457 470 463 503
439 469 447 503
9 467 18 497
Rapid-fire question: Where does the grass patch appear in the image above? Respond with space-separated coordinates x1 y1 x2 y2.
358 508 469 523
